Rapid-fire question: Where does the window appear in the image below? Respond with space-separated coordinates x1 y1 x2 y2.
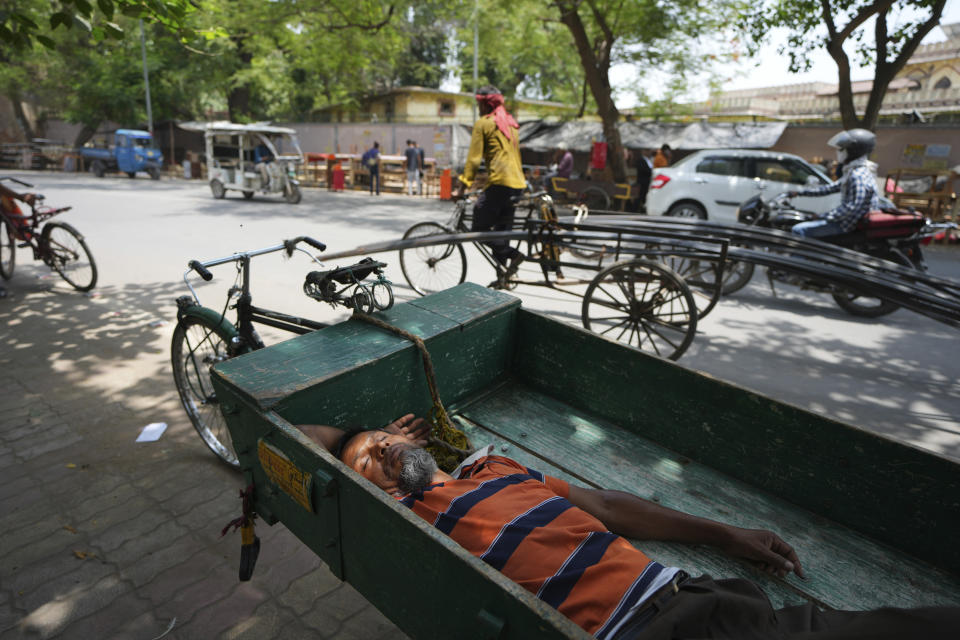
934 76 952 90
696 156 745 177
438 100 455 116
755 158 823 185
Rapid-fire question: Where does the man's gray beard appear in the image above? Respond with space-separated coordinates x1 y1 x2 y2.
397 447 438 494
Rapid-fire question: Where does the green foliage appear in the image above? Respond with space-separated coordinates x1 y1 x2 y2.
739 0 944 73
1 0 195 51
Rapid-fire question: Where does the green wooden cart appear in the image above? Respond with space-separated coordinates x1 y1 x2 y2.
210 283 960 639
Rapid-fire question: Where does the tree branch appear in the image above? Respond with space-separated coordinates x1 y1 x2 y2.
836 0 895 43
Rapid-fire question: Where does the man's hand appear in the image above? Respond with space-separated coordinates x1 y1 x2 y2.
452 179 466 201
383 414 430 448
719 527 804 579
21 193 36 206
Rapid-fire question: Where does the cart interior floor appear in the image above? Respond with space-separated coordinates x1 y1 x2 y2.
452 380 960 612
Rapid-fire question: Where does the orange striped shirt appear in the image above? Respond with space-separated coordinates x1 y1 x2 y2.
398 456 667 638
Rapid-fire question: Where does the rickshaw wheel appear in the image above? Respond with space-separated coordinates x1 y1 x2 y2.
210 180 226 199
400 222 467 296
581 259 698 361
0 218 15 280
171 316 240 468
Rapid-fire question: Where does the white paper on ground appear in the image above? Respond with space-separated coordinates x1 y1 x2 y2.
136 422 168 442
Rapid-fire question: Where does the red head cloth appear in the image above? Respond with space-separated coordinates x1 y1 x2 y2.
475 93 519 142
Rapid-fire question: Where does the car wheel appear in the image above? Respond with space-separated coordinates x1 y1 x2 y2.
666 202 707 220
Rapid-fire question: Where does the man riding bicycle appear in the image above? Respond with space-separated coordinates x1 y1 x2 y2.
787 128 879 240
454 85 527 283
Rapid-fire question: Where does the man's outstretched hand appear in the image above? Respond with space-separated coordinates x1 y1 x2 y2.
720 527 805 579
383 414 430 448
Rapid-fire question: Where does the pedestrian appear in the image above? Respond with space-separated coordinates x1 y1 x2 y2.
404 140 421 196
361 142 381 195
653 144 672 168
454 85 527 287
415 141 426 195
633 149 653 213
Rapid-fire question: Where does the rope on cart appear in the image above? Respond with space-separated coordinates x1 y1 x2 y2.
353 312 473 471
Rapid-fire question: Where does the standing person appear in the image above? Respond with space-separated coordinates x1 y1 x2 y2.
415 141 426 195
454 85 527 284
633 149 653 213
404 140 421 196
653 144 672 168
0 181 37 299
361 142 381 196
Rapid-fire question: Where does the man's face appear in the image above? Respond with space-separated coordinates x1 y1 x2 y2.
340 430 437 495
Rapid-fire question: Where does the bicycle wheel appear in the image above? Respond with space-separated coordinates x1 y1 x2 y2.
0 217 15 280
581 259 698 361
399 222 466 296
371 281 394 310
40 222 98 291
171 316 239 468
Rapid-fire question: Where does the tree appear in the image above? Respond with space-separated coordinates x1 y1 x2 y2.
741 0 948 130
551 0 740 182
0 0 195 51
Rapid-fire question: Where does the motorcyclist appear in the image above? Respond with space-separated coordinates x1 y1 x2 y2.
787 128 879 239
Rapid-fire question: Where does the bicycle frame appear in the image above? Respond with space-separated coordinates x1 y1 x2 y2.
180 241 329 351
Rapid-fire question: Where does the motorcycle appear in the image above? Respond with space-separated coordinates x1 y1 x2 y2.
724 192 941 318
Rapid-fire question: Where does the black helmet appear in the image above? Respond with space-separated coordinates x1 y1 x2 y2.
827 129 876 163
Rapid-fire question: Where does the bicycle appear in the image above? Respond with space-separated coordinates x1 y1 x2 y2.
398 193 703 360
172 236 394 467
399 190 560 295
0 177 97 291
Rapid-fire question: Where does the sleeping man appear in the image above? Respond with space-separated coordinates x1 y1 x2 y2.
298 416 957 640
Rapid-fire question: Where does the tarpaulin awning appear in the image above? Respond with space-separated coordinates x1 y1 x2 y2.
518 120 787 152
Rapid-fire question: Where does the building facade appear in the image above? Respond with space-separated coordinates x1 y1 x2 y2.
695 22 960 121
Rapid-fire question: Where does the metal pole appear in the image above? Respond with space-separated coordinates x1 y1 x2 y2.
139 19 153 136
472 0 479 121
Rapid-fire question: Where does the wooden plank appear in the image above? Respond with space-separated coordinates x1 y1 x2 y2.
454 383 960 611
511 309 960 576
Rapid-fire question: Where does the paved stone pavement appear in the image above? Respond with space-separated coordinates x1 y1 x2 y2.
0 271 407 638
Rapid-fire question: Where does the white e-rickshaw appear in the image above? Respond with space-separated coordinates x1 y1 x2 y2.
183 122 304 204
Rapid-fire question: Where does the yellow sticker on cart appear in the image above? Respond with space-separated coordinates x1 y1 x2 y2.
258 439 313 512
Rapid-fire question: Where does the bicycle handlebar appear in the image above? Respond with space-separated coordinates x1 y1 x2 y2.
188 260 214 281
284 236 327 255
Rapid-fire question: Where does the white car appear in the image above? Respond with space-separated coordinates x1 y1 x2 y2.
646 149 841 224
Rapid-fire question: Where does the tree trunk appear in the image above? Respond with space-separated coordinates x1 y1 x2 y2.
557 3 627 183
228 37 254 121
9 96 36 142
73 122 99 148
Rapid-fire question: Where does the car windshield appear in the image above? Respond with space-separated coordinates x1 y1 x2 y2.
133 138 152 148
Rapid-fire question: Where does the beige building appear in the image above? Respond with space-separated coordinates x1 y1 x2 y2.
315 86 582 125
695 22 960 120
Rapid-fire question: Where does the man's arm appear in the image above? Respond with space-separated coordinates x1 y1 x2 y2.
457 119 488 190
567 485 804 579
791 179 841 199
297 414 430 453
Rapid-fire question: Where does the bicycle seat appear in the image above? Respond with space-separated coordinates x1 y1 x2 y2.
305 257 385 287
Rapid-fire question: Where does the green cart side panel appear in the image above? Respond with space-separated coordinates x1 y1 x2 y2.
213 283 519 431
213 400 588 640
453 386 960 611
511 310 960 576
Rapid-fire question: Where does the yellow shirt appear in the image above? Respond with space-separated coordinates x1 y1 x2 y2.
458 115 527 190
